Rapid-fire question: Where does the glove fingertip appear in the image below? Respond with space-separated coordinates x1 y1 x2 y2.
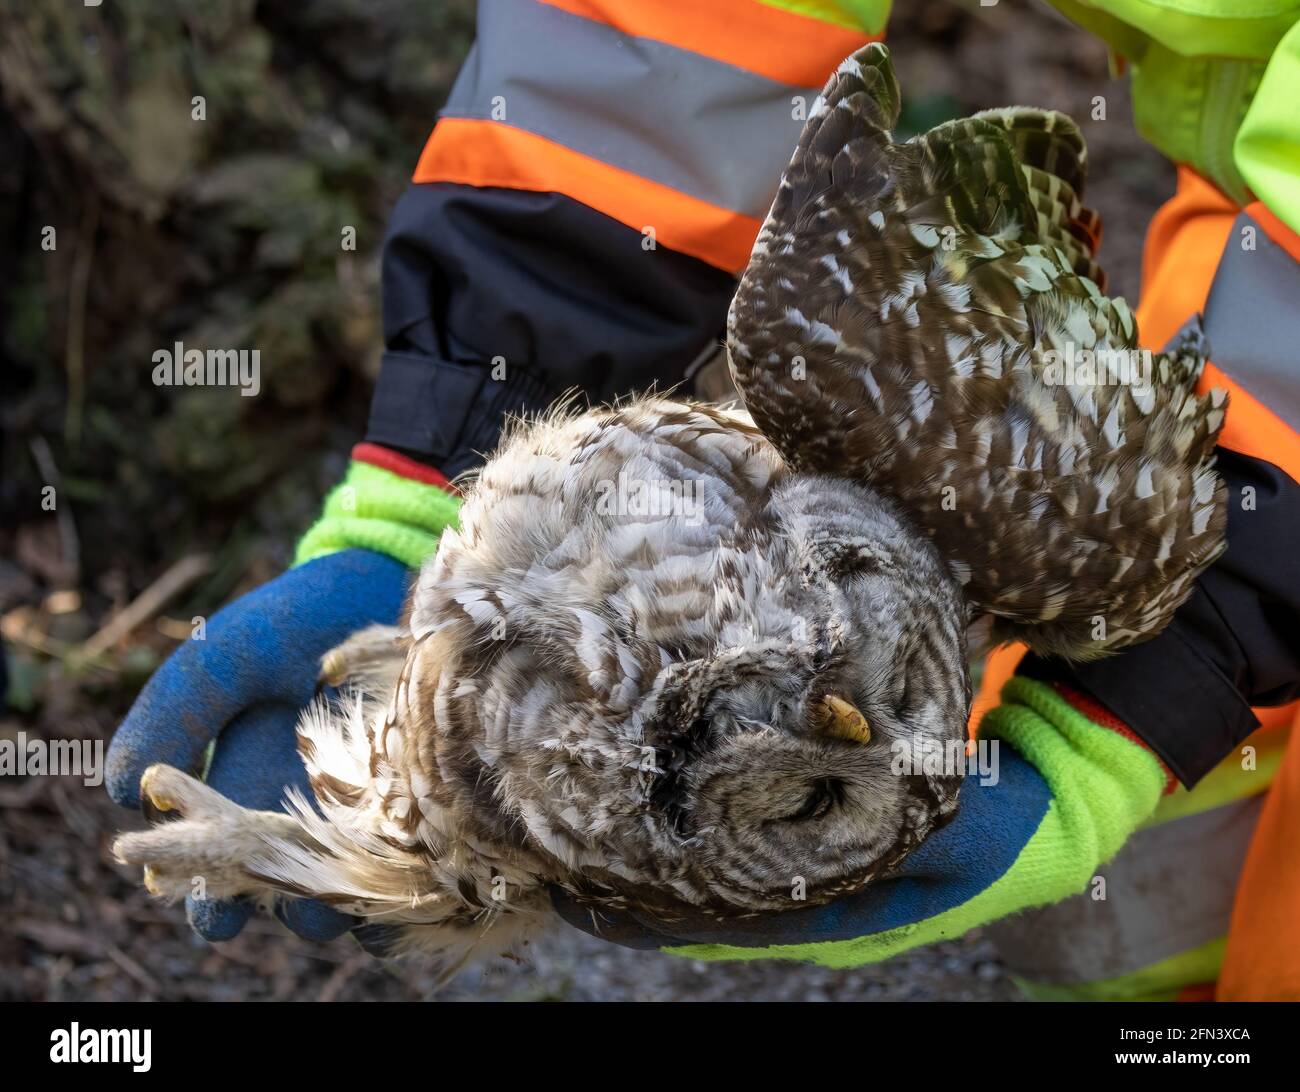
187 893 254 941
275 898 355 941
104 754 142 809
352 922 404 958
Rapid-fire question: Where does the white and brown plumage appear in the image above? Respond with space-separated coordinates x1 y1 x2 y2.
119 399 968 968
730 43 1226 658
115 45 1225 968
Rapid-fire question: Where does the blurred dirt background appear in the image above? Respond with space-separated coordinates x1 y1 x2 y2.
0 0 1171 1001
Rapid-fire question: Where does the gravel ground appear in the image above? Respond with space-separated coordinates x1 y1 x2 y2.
1 0 1168 1002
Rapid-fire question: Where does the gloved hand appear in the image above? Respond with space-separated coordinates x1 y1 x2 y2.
106 549 409 940
107 448 460 943
552 678 1172 965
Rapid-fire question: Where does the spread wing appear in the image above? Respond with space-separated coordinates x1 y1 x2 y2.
727 43 1226 659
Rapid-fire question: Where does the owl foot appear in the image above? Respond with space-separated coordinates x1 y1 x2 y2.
114 763 307 904
116 762 548 968
317 623 406 690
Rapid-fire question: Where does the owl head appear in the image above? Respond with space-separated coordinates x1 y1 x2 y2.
624 482 971 922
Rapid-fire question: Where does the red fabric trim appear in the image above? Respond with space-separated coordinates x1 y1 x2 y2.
351 443 456 493
1053 682 1178 794
1176 982 1218 1002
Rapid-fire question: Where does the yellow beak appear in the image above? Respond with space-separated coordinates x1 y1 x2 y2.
813 695 872 744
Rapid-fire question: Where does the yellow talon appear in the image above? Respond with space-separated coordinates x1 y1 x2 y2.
814 695 872 744
319 650 348 687
140 766 176 813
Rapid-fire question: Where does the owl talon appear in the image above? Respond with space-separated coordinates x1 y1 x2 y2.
317 625 406 691
116 764 310 906
318 649 348 689
140 765 179 819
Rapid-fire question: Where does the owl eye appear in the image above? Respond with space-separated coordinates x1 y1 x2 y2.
783 778 841 822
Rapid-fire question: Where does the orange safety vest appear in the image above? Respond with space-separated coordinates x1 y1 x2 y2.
973 166 1300 1001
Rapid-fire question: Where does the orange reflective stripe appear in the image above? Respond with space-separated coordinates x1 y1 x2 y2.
1125 168 1300 999
1218 200 1300 1001
1137 168 1300 483
1247 199 1300 265
538 0 879 87
1220 706 1300 1000
1198 196 1300 481
414 118 762 272
1197 362 1300 483
1136 166 1237 352
969 642 1025 739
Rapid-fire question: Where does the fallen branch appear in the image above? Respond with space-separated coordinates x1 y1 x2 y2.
80 553 212 660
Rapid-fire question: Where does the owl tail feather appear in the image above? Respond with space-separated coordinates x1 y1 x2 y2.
971 107 1107 288
972 107 1088 198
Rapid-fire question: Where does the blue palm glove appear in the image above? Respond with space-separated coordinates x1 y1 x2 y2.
551 679 1169 967
106 548 410 942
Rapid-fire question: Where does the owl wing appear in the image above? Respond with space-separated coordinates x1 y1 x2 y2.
728 43 1226 659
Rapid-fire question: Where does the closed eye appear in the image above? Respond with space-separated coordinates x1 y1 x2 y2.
900 667 919 716
898 643 928 716
783 778 842 822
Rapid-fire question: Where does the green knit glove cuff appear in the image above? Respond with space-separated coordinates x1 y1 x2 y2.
294 459 461 570
980 676 1166 854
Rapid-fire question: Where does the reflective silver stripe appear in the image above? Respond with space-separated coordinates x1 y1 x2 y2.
1203 211 1300 431
985 794 1263 986
441 0 815 217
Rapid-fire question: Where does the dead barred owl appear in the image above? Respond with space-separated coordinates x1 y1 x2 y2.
115 45 1226 970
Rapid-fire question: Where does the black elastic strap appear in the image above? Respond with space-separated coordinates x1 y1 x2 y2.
1022 449 1300 786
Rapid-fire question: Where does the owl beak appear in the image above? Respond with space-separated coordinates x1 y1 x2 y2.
813 695 872 744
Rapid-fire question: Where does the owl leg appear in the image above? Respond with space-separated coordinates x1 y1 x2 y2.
112 763 311 904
